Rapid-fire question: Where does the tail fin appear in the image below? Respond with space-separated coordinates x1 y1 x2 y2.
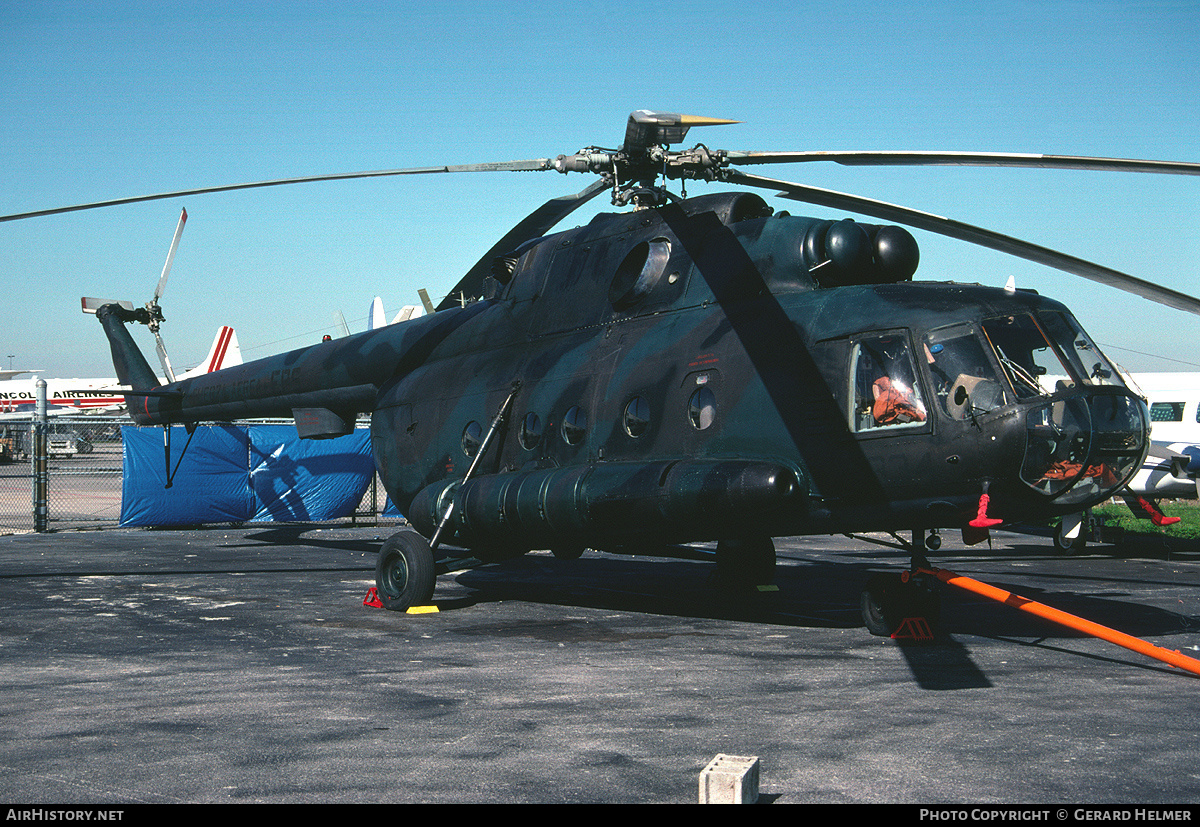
180 326 242 379
368 297 386 331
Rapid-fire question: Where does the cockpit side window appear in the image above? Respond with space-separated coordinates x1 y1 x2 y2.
924 324 1008 420
981 314 1072 399
850 333 928 433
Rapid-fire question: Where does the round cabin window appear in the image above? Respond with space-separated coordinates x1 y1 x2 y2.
561 405 587 445
520 412 543 450
623 397 651 438
461 421 482 457
688 387 716 430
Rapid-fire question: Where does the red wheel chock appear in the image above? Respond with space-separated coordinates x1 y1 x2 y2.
892 617 935 642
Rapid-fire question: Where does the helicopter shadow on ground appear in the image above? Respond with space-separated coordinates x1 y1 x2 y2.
445 551 1006 689
442 545 1200 688
232 524 386 555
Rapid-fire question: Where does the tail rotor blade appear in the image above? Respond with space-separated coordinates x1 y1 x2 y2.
81 297 134 314
155 208 188 303
154 331 176 384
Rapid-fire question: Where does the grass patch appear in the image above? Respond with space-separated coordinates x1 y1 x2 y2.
1091 500 1200 540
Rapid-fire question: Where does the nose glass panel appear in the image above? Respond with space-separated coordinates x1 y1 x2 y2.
1020 394 1147 505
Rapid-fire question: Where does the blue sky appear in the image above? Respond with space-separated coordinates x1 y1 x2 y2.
2 0 1196 378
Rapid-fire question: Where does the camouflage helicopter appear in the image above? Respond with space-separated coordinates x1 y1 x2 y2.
6 110 1200 634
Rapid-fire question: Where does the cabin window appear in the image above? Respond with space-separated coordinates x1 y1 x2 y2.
561 405 587 445
623 396 651 438
850 333 928 432
520 412 543 450
688 387 716 430
1151 402 1185 422
924 324 1008 420
462 421 482 457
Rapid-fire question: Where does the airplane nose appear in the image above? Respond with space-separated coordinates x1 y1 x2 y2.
1019 392 1148 506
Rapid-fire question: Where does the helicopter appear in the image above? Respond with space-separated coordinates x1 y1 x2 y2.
5 110 1200 634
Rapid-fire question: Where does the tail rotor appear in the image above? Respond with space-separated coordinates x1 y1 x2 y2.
81 208 188 383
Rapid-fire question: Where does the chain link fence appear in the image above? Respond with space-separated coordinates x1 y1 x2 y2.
0 414 399 535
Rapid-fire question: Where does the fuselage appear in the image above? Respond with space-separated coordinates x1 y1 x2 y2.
108 191 1149 550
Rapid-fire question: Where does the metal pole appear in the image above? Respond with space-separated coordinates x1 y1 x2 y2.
33 379 47 532
918 566 1200 677
429 380 520 550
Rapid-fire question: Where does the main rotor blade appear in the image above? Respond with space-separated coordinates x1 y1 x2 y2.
435 180 610 311
725 150 1200 176
0 159 555 223
722 169 1200 316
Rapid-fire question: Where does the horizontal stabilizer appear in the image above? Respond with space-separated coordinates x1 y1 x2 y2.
293 407 355 439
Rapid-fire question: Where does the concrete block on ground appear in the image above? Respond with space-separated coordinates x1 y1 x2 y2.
699 753 759 804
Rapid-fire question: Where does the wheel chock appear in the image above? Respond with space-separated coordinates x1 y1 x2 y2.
891 617 935 642
363 588 439 613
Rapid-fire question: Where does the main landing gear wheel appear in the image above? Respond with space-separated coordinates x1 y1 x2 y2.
374 528 436 611
860 572 941 637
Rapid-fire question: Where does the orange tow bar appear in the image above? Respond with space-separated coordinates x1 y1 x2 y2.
910 566 1200 677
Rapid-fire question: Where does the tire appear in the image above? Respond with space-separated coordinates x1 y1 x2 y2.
861 572 941 637
1055 520 1087 554
375 529 436 611
861 573 904 636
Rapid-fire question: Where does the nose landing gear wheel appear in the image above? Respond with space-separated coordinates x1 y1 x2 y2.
375 528 436 611
861 571 941 637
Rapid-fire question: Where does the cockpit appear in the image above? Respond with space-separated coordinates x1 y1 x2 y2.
854 307 1148 507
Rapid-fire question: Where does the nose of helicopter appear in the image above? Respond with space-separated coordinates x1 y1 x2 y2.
1019 392 1149 507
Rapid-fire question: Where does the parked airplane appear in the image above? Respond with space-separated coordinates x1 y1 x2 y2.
1057 371 1200 548
1133 372 1200 444
367 296 424 331
0 326 241 416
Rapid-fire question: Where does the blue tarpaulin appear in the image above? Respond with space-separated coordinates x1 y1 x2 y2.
120 424 375 527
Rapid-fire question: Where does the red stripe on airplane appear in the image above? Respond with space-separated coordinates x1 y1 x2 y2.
208 326 233 372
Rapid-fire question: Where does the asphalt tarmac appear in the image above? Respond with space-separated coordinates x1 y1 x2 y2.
1 524 1198 805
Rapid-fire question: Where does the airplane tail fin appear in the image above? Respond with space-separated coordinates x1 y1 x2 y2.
179 326 242 379
368 297 386 331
